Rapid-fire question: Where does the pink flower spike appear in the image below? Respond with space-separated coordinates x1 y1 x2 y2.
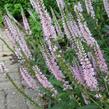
33 65 58 96
20 67 37 89
21 7 32 35
72 65 84 84
29 0 57 39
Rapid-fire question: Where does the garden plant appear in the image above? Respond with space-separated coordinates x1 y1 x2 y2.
1 0 109 109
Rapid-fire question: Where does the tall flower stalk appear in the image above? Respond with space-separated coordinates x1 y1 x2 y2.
29 0 72 90
75 39 98 90
4 15 32 60
59 2 99 90
30 0 57 40
74 2 108 73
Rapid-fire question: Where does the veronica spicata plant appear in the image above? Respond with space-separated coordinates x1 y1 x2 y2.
1 0 109 109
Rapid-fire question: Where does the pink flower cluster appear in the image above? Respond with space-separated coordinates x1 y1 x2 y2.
30 0 72 90
18 0 108 92
4 0 109 94
75 39 98 90
4 15 32 59
33 65 58 96
30 0 56 40
72 65 84 84
61 2 103 90
94 44 108 73
20 67 37 89
74 2 108 73
42 49 65 81
42 48 72 90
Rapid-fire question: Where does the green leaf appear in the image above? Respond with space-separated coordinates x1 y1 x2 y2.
48 100 76 109
77 104 99 109
104 104 109 109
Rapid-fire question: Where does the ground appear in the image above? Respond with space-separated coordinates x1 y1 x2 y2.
0 28 37 109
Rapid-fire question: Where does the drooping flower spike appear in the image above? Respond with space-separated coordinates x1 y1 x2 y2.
41 46 72 90
75 39 98 90
21 7 32 35
61 2 98 90
20 67 37 89
74 2 108 73
33 65 58 96
30 0 57 40
4 15 32 60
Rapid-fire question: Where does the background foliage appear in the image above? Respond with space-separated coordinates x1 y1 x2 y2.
0 0 57 26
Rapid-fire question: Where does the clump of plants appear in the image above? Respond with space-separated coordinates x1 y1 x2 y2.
1 0 109 109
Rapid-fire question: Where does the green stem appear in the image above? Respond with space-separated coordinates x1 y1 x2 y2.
89 97 103 109
83 88 104 109
0 37 14 53
104 77 109 96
